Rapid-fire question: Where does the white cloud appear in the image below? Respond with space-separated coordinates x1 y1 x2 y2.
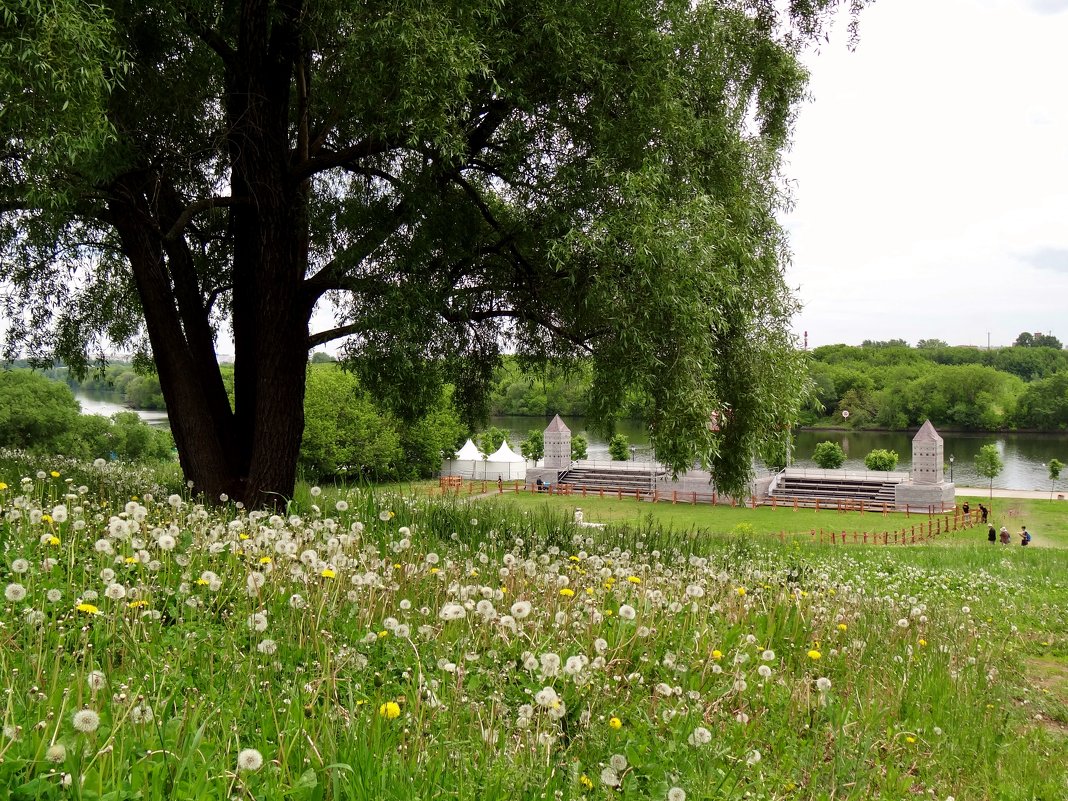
783 0 1068 347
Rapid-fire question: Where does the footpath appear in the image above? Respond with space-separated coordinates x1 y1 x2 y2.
955 486 1062 500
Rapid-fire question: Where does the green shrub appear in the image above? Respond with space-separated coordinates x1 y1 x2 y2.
812 440 846 469
863 448 899 472
608 433 630 461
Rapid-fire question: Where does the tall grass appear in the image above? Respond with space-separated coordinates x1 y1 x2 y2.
0 461 1065 799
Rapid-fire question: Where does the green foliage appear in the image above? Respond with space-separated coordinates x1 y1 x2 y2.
1 0 863 500
863 448 899 472
520 430 544 462
812 441 846 469
1050 458 1064 483
300 366 404 481
0 370 80 452
1015 371 1068 429
478 427 509 456
916 338 949 349
571 434 588 461
1015 331 1062 349
608 433 631 462
975 444 1004 501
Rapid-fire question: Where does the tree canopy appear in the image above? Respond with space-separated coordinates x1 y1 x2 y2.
1 0 864 503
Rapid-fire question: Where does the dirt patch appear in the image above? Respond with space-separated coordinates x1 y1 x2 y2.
1026 656 1068 736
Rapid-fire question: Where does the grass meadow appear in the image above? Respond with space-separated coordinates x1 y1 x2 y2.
0 450 1066 800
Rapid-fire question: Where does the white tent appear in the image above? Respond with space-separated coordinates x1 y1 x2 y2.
483 440 526 480
442 439 486 479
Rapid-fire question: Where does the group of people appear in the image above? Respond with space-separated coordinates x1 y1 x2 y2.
961 500 1032 545
987 522 1031 546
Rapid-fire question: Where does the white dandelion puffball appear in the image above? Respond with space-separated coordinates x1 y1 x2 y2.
816 676 832 692
599 767 620 787
4 583 26 602
757 665 772 678
86 671 107 691
618 604 636 620
688 726 712 746
668 788 687 801
46 743 67 763
609 753 627 771
438 603 466 621
510 600 532 619
72 709 101 733
237 747 264 772
747 749 762 765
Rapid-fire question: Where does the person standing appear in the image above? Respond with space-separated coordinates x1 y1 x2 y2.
1021 526 1031 546
962 501 970 524
978 504 988 524
999 526 1010 544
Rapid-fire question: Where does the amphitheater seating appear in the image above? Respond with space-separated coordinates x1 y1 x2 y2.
557 465 667 493
767 472 901 508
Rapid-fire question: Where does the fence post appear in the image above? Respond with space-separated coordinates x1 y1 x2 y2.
815 498 820 512
599 488 604 499
831 531 836 545
794 498 799 511
672 490 677 504
693 491 698 505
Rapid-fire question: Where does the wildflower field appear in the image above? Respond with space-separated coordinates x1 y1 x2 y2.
1 456 1067 800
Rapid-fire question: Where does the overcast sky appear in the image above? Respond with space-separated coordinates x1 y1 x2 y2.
783 0 1068 349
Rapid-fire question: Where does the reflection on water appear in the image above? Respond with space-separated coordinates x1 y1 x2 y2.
75 391 170 428
488 416 1068 492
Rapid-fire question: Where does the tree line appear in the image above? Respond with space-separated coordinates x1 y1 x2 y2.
487 342 1068 432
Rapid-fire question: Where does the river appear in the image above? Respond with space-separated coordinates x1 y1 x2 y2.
488 415 1068 492
72 395 1068 492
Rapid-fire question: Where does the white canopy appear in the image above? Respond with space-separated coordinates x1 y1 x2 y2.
487 440 524 463
454 438 484 460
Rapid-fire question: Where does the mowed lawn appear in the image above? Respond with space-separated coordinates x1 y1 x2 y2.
478 487 1068 548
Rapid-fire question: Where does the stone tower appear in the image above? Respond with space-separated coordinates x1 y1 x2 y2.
894 419 954 510
911 419 944 485
543 415 572 470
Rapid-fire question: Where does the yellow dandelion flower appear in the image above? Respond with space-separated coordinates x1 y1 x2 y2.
807 649 822 660
918 639 927 647
429 567 440 574
736 587 747 596
905 736 916 744
196 578 210 585
608 717 622 730
41 514 53 524
470 569 479 577
260 556 272 564
124 556 138 564
499 586 507 594
569 556 580 562
48 536 60 546
559 588 575 597
378 701 401 719
321 568 336 579
239 533 250 541
603 609 613 616
712 649 723 661
76 603 101 615
378 630 389 638
580 775 594 790
50 471 61 478
627 576 641 585
0 483 8 491
127 600 148 609
837 623 848 631
585 587 594 595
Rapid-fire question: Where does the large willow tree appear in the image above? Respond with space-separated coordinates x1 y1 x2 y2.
1 0 862 504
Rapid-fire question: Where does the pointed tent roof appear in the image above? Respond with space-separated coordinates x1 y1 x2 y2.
913 420 942 442
487 440 525 463
544 414 570 434
454 439 485 460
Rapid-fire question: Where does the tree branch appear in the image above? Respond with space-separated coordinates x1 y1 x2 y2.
307 322 364 348
181 7 235 65
163 195 245 241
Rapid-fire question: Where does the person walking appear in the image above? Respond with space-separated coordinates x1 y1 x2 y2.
999 526 1010 545
978 504 988 524
962 501 970 524
1021 526 1031 546
987 524 997 544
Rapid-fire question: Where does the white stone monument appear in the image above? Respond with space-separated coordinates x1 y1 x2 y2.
894 420 955 510
543 414 572 470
